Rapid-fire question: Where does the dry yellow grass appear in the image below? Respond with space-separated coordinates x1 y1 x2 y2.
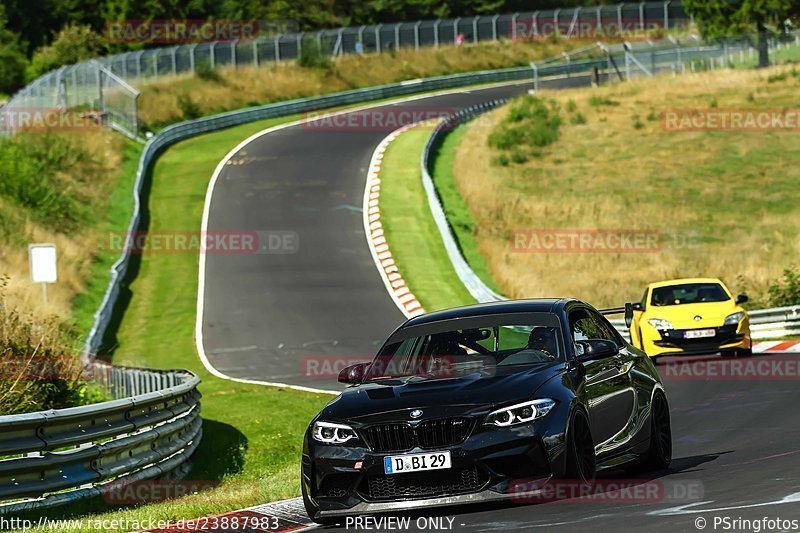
454 66 800 308
0 130 124 323
139 39 604 127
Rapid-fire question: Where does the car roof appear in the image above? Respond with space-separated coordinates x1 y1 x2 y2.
648 277 724 289
401 298 572 328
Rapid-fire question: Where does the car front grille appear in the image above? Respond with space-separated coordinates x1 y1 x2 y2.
362 467 486 500
360 417 473 452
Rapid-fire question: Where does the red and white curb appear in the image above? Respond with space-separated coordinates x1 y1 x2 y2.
753 340 800 354
363 123 427 319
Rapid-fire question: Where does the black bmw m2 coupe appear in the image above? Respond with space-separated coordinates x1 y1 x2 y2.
301 298 672 524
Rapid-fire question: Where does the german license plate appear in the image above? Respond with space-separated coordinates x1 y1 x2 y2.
685 329 715 339
383 451 451 475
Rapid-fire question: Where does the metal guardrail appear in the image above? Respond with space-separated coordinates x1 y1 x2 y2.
0 364 201 513
0 2 690 137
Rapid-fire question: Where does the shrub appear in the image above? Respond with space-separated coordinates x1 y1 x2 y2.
196 61 224 83
298 38 332 70
177 93 202 120
0 132 101 232
0 281 108 415
27 24 105 81
570 111 587 125
768 267 800 307
487 95 562 160
589 95 620 107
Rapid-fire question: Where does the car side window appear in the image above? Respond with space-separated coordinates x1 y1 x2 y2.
569 309 601 342
587 310 622 346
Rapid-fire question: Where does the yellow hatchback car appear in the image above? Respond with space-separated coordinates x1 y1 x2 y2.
629 278 752 358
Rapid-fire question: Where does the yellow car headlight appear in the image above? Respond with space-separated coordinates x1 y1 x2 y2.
724 312 744 325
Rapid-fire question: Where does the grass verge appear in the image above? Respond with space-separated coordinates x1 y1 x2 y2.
378 125 475 312
452 65 800 309
26 116 333 531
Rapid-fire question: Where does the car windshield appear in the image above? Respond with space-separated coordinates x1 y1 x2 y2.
366 318 565 381
650 283 730 306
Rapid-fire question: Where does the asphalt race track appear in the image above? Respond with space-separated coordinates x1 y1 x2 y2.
199 79 800 530
200 77 589 391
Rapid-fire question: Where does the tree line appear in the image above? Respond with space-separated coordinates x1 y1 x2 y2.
1 0 799 96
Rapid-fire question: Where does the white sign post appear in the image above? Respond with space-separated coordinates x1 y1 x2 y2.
29 244 57 304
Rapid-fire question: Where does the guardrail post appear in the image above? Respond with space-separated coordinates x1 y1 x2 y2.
639 2 645 30
530 62 539 91
563 52 571 77
553 9 560 36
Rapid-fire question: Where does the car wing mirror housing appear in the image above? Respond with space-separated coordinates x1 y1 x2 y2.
575 339 619 362
338 363 369 385
735 293 748 305
625 302 635 328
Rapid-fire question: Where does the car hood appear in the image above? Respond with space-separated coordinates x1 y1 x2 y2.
317 362 565 424
645 300 742 329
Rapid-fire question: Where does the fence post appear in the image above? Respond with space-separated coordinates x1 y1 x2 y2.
554 9 560 35
414 21 421 49
453 18 460 44
133 92 139 138
492 14 499 41
171 47 177 75
394 23 400 50
511 13 519 40
189 43 198 74
358 25 366 52
297 33 303 59
275 36 281 61
97 66 103 116
153 50 159 77
596 6 602 31
232 39 239 67
253 40 260 67
664 0 671 30
617 3 624 31
434 19 441 47
210 42 217 68
136 50 144 79
472 16 479 43
375 24 382 53
639 2 645 30
532 11 539 37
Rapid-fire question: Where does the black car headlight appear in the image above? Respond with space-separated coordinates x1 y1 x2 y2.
484 399 556 427
312 421 358 444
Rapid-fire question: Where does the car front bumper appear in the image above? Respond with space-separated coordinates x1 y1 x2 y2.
302 419 565 518
644 323 751 356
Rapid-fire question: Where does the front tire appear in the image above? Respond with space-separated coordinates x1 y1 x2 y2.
565 409 596 485
642 391 672 470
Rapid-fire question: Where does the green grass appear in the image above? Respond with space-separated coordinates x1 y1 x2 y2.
71 140 143 336
379 127 475 312
430 124 504 295
27 115 333 531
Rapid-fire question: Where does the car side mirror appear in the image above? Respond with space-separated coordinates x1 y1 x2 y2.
575 339 619 362
735 293 748 304
338 363 369 385
631 302 643 312
624 302 635 328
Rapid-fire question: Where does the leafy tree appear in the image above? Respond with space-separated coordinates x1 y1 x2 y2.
683 0 800 67
0 3 27 94
27 24 105 80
